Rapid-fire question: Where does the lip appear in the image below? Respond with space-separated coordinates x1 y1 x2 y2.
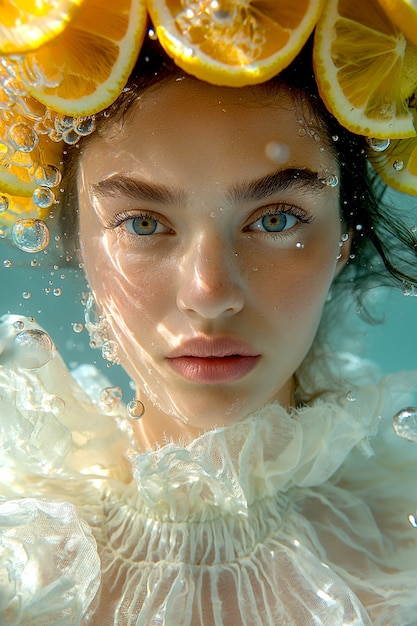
167 337 261 383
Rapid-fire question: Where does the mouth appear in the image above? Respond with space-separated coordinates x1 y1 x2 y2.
166 337 261 384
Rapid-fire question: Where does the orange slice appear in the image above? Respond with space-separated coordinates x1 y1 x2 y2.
23 0 148 116
368 122 417 195
313 0 417 139
147 0 326 87
377 0 417 47
0 0 83 55
0 194 49 229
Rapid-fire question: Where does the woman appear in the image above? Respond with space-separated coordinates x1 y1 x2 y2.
1 37 417 624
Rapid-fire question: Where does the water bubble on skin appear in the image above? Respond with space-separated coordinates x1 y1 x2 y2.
298 127 307 137
13 329 53 370
392 407 417 442
408 514 417 528
321 174 339 187
345 390 358 402
34 164 62 188
3 259 12 268
100 386 123 409
8 123 39 152
393 160 404 171
12 219 50 253
127 399 145 420
13 320 25 330
50 395 65 415
341 233 349 242
367 137 391 152
265 141 290 165
22 291 31 299
296 242 305 249
0 195 9 213
33 186 55 209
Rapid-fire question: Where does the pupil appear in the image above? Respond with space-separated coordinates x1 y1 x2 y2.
133 217 157 235
262 214 286 232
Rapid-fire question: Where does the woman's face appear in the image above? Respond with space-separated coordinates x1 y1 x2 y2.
78 78 349 442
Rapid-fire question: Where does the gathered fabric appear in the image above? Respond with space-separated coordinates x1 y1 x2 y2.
0 315 417 625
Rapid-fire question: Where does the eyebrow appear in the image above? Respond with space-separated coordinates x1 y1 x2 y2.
90 167 326 207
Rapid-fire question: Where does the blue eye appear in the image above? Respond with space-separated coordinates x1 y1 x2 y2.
249 212 298 233
126 215 169 235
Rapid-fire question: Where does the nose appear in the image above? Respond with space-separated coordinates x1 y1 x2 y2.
176 232 244 319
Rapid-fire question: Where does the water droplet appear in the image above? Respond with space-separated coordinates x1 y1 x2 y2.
321 174 339 187
265 141 290 164
295 242 305 249
53 287 62 296
298 127 307 137
12 219 50 253
346 390 358 402
100 386 123 408
8 123 39 152
3 259 12 268
72 322 83 333
34 164 62 188
74 116 96 136
252 266 258 271
408 513 417 528
393 160 404 171
13 320 25 330
0 195 9 212
13 329 53 370
127 398 145 420
392 407 417 442
22 291 31 299
33 186 55 209
367 137 391 152
102 339 120 364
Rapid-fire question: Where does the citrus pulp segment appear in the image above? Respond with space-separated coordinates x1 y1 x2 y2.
25 0 148 116
147 0 326 87
0 0 84 55
377 0 417 47
313 0 417 139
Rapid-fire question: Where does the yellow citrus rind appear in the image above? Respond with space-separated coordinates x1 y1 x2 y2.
26 0 148 116
313 0 417 139
0 0 84 55
377 0 417 47
148 0 326 87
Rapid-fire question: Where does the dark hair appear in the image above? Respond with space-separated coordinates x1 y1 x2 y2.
60 35 417 318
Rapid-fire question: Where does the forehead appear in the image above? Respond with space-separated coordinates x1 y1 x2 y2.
81 78 338 187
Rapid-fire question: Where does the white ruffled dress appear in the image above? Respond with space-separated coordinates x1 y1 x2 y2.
0 315 417 625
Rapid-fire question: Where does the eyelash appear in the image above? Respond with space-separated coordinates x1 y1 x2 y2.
105 204 313 238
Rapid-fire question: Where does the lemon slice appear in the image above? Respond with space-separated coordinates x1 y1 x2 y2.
24 0 147 116
0 0 84 55
368 124 417 195
147 0 326 87
313 0 417 139
378 0 417 47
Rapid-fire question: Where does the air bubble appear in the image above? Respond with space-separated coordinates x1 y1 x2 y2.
296 242 305 249
331 135 339 142
0 195 9 212
367 137 391 152
148 28 158 40
102 339 120 364
33 186 55 209
321 174 339 187
12 219 50 253
265 141 290 164
72 322 84 333
63 129 80 145
127 398 145 420
3 259 12 268
345 390 358 402
13 320 25 330
34 164 62 188
8 123 39 152
355 224 363 231
50 395 65 414
100 386 123 409
392 407 417 442
74 116 96 136
408 514 417 528
393 160 404 171
53 287 62 296
341 233 349 242
22 291 31 299
13 329 53 370
298 128 307 137
0 229 6 238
